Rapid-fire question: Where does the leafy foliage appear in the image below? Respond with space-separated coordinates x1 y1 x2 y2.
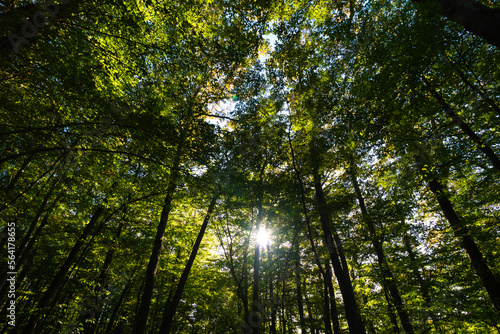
1 0 499 333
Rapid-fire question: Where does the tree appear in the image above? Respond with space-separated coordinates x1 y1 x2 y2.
412 0 500 48
2 0 500 332
159 190 219 333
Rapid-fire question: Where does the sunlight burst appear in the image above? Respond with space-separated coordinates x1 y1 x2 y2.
255 228 271 247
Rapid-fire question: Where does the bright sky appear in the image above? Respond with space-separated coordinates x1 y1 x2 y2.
255 227 272 247
204 33 278 128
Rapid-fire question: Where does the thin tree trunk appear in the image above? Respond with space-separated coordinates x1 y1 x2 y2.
312 164 366 334
1 152 65 214
250 166 265 334
349 167 414 334
96 219 125 291
159 191 219 333
383 286 401 333
16 181 57 264
412 0 500 48
423 76 500 173
21 206 105 334
240 249 251 324
46 208 115 328
403 235 431 304
133 142 183 334
453 65 500 116
403 234 441 332
161 288 175 327
150 291 162 333
252 237 261 333
295 247 307 334
134 274 146 327
243 244 250 322
428 177 500 311
324 262 342 334
0 185 55 302
281 279 286 334
4 154 33 195
306 300 317 334
288 129 343 334
222 224 250 326
322 272 334 334
269 244 277 334
88 214 127 334
104 277 133 334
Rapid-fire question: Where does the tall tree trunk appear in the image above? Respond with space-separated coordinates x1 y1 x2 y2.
321 272 334 334
312 164 366 334
4 154 33 195
21 206 105 334
269 245 277 334
423 76 500 173
412 0 500 48
281 279 287 334
0 183 56 302
150 292 162 333
383 287 401 333
248 164 266 333
243 246 250 322
159 191 219 333
287 129 343 334
133 142 183 334
18 215 47 270
95 219 125 291
428 177 500 311
1 151 65 214
104 277 133 334
294 246 307 334
403 234 441 332
87 213 127 334
48 209 115 327
252 240 261 333
349 167 414 334
306 300 317 334
224 227 250 328
403 235 431 304
324 262 342 334
16 180 58 264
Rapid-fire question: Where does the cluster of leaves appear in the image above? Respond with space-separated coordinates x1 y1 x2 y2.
1 0 499 333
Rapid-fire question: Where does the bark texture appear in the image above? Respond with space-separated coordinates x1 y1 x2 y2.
414 0 500 48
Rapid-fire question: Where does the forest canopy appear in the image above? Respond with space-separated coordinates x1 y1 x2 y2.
1 0 499 333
